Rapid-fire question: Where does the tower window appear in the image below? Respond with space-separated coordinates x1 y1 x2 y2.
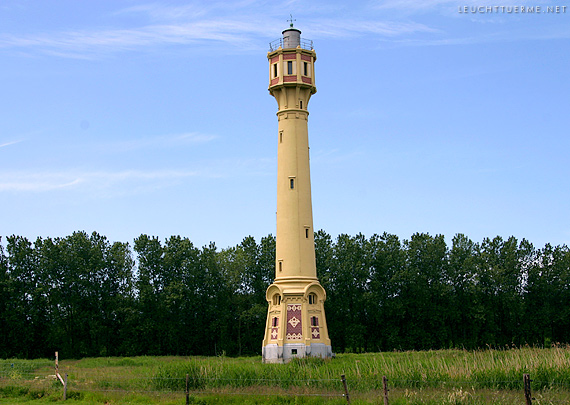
290 178 295 189
279 131 283 143
273 63 278 78
311 316 319 326
273 295 281 306
287 61 293 75
308 293 317 305
279 261 283 272
303 62 308 76
299 100 303 109
305 228 309 239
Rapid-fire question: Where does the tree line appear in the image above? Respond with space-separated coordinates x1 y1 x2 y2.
1 230 569 359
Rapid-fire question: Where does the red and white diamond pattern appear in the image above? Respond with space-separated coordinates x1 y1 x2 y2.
286 304 302 340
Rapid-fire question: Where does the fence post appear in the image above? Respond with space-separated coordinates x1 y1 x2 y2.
341 374 350 404
523 373 532 405
186 373 189 405
55 351 65 386
63 373 68 401
382 375 389 405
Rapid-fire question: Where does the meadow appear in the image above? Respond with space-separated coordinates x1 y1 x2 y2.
2 347 570 404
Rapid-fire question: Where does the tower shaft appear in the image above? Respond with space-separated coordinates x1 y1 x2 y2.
275 92 316 283
262 26 331 363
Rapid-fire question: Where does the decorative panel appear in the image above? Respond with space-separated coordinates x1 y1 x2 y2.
286 304 302 340
311 328 320 339
271 328 279 340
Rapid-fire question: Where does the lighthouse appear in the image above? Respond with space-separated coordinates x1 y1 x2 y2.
262 22 332 363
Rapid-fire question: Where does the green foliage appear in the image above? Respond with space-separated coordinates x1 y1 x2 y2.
2 230 570 358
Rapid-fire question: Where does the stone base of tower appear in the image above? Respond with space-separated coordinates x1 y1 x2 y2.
262 282 332 363
262 343 332 364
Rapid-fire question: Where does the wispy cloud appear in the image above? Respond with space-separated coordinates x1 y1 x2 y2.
0 2 441 58
308 19 439 38
3 0 563 59
114 3 213 21
0 140 23 148
106 132 219 152
0 154 274 194
0 22 269 58
0 169 201 193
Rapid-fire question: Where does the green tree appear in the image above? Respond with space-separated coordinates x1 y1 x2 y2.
5 235 44 358
366 232 404 351
326 233 370 352
525 243 570 345
447 234 484 348
0 238 12 357
396 233 450 349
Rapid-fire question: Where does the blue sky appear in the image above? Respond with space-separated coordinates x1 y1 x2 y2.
1 0 569 250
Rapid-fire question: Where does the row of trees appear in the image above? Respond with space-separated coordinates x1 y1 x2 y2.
1 231 569 359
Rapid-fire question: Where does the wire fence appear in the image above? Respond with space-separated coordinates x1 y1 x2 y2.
3 363 570 403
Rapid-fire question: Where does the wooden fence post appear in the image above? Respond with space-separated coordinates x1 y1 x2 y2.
185 373 189 405
341 374 350 404
55 351 64 386
523 373 532 405
63 373 68 401
382 375 389 405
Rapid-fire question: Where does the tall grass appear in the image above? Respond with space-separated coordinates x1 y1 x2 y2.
2 347 570 403
152 346 570 392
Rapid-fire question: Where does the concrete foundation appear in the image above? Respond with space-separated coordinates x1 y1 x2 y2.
262 343 332 363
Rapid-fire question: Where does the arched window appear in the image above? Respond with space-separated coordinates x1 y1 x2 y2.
272 294 281 306
308 293 317 305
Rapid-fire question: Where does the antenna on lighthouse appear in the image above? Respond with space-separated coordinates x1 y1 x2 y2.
287 14 296 27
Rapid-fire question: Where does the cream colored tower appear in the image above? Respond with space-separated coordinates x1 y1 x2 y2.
262 24 332 363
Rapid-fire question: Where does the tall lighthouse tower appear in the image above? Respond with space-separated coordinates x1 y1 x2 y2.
262 22 332 363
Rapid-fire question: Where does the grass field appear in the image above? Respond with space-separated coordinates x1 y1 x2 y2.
2 346 570 404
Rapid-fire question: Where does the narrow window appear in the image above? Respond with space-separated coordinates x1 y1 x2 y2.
299 100 303 109
305 228 309 239
279 261 283 272
290 178 295 189
272 317 279 327
287 61 293 75
279 131 283 143
303 62 308 76
309 293 317 305
273 63 278 78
